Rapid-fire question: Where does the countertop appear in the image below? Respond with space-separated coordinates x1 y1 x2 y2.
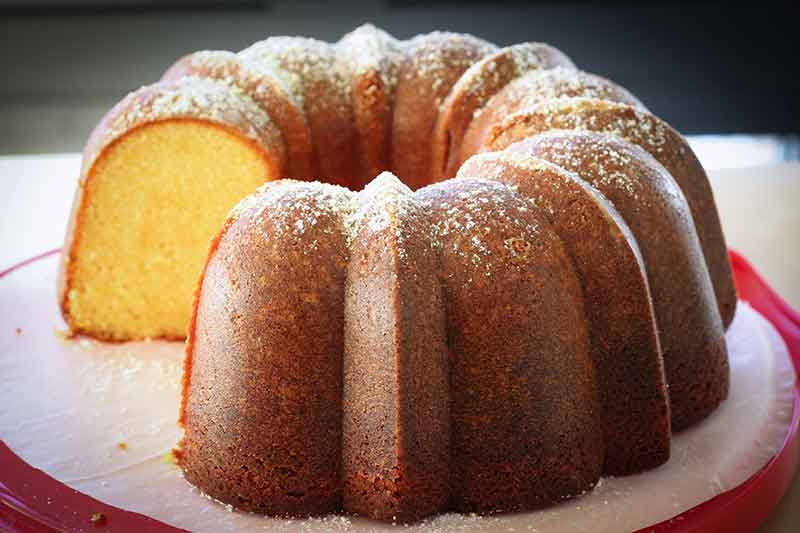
1 153 798 531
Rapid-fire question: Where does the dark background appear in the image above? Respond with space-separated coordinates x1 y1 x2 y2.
1 0 797 154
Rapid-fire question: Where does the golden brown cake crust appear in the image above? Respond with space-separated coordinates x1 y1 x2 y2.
458 152 671 474
390 32 497 188
239 37 356 186
338 25 403 188
458 67 646 172
417 178 604 512
432 43 575 179
342 175 450 522
508 131 729 430
484 97 736 327
178 181 354 515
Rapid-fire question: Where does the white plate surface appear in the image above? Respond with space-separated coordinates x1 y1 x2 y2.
0 254 795 532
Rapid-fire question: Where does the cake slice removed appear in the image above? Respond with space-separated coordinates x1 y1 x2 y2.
59 77 287 341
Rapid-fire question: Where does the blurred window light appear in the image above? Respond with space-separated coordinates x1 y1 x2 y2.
687 135 800 171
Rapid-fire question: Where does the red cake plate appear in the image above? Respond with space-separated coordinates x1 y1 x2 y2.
0 249 798 532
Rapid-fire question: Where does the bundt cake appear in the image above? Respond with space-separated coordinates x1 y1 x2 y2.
59 24 736 522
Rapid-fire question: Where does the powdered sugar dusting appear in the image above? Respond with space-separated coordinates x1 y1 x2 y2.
477 67 645 140
412 511 507 531
448 43 574 120
228 180 356 255
82 76 279 179
510 97 670 154
350 172 413 230
425 178 542 281
461 150 581 217
402 31 497 110
346 172 427 261
239 36 351 114
433 43 574 176
338 23 403 94
181 50 304 116
501 67 645 114
115 77 267 140
521 132 643 204
166 49 316 177
228 169 553 286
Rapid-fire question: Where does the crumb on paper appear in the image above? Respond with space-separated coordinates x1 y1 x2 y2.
90 511 106 524
54 329 72 340
15 327 22 335
162 450 177 465
117 442 128 451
